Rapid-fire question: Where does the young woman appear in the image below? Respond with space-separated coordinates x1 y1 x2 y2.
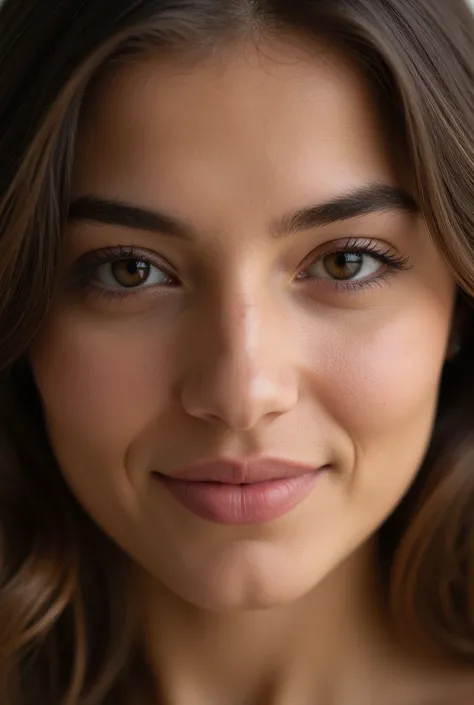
1 0 474 703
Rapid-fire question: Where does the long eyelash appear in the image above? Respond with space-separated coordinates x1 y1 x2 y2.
298 237 411 292
336 237 410 269
329 271 393 294
74 246 142 279
71 245 177 298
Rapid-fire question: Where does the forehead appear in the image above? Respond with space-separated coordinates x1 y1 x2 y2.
72 38 405 211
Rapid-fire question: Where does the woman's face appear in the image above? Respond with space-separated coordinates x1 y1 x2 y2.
31 38 455 610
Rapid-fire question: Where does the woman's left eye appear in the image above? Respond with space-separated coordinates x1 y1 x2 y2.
304 251 382 282
296 241 409 288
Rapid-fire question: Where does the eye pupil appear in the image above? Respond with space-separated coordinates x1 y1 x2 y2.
324 252 363 280
112 259 150 287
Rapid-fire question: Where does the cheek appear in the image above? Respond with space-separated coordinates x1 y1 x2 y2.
30 314 172 453
301 304 452 521
307 304 451 435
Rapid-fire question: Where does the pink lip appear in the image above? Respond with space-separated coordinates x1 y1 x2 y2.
152 457 325 525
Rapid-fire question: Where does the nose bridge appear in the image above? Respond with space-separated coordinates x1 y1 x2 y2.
229 295 266 376
180 281 298 429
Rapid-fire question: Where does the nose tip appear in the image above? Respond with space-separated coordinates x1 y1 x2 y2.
180 365 298 431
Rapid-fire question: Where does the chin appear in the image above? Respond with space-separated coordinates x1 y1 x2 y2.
155 541 328 612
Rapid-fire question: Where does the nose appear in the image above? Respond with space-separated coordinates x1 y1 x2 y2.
179 291 299 431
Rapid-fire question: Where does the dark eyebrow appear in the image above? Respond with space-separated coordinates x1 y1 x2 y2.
67 183 418 241
68 197 198 241
272 182 418 237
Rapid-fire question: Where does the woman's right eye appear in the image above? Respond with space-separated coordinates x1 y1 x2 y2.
95 257 175 289
72 246 179 298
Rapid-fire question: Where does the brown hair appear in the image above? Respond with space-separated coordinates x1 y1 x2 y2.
1 0 474 702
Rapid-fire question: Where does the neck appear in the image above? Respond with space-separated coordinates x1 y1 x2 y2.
138 540 410 705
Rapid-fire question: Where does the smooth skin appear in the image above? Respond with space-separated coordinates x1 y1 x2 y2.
31 36 473 705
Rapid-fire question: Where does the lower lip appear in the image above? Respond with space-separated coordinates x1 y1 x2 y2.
152 471 320 525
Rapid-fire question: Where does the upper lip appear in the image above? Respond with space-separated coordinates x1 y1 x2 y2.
158 457 319 485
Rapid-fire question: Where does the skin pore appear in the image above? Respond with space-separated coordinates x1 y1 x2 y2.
29 35 473 704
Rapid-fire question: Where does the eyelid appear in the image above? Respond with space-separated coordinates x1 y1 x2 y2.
71 245 178 285
295 236 410 290
301 236 404 263
306 237 408 268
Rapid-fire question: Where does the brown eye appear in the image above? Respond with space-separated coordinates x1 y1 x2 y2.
94 257 172 289
322 252 363 280
302 250 382 283
111 259 151 288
